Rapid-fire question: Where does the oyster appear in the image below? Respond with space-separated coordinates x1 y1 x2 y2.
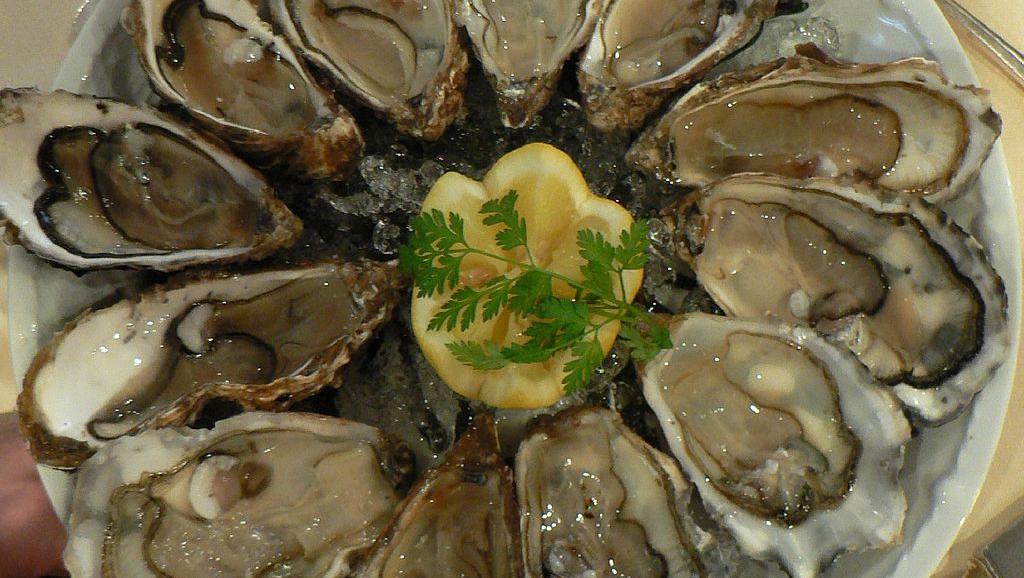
0 90 301 271
353 413 522 577
578 0 777 132
123 0 364 180
642 313 911 578
270 0 469 140
457 0 600 128
664 175 1008 423
64 412 415 578
19 259 401 468
516 406 703 578
629 48 1002 202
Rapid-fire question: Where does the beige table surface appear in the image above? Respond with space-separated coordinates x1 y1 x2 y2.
0 1 1021 576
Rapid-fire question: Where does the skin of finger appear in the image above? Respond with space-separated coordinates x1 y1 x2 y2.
0 413 69 578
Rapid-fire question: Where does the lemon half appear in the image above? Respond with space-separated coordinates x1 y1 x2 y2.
411 143 642 409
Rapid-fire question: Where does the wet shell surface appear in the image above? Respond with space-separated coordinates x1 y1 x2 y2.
643 313 911 578
19 259 401 468
123 0 364 179
270 0 469 140
0 90 301 271
628 48 1001 202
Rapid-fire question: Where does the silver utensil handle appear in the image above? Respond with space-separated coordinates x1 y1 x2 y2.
936 0 1024 88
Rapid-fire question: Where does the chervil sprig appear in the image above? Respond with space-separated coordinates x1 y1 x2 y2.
400 190 671 394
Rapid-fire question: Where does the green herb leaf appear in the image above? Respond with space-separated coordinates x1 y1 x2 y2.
446 340 509 370
480 190 529 253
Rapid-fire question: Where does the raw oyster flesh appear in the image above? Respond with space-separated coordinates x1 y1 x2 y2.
0 90 301 271
578 0 777 131
353 413 522 577
664 174 1009 423
19 259 401 468
63 412 415 578
271 0 469 140
643 313 911 578
457 0 600 128
516 406 703 578
123 0 364 179
629 48 1001 202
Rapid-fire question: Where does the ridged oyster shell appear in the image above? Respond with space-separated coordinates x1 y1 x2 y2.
629 48 1002 202
516 406 704 578
578 0 777 131
664 174 1009 423
643 313 911 578
123 0 364 180
18 259 401 468
271 0 469 140
64 412 415 578
457 0 600 128
0 90 301 271
353 413 523 577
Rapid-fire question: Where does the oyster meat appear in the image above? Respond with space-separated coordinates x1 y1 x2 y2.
629 49 1001 202
516 406 703 578
0 90 301 271
457 0 600 128
123 0 364 179
353 413 522 577
64 412 415 578
19 259 401 468
643 313 911 578
578 0 777 131
664 174 1008 423
271 0 469 140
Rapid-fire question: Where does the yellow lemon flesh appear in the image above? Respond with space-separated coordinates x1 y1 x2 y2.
411 143 642 409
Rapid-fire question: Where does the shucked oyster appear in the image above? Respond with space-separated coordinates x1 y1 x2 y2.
353 413 522 577
643 314 911 578
271 0 469 140
0 90 301 271
578 0 777 132
457 0 600 128
629 48 1001 202
19 259 400 468
123 0 364 180
665 175 1008 423
64 412 415 578
516 406 703 578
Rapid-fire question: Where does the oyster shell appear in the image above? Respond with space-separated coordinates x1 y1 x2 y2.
123 0 364 180
0 90 301 271
457 0 600 128
516 406 703 578
19 259 401 468
353 413 523 577
629 48 1002 202
643 313 911 578
64 412 415 578
270 0 469 140
577 0 777 132
664 174 1008 423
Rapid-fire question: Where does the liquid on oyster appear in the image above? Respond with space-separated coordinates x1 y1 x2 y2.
36 124 257 255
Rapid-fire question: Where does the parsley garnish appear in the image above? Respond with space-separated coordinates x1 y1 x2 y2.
399 190 672 395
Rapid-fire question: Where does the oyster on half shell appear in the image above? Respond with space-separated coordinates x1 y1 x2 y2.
628 48 1001 202
271 0 469 140
457 0 600 128
664 174 1008 423
643 314 911 578
64 412 415 578
0 90 301 271
516 406 703 578
19 259 401 468
353 413 523 577
578 0 777 132
123 0 364 180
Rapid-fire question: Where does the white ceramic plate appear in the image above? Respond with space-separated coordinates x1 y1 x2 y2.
8 1 1021 576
